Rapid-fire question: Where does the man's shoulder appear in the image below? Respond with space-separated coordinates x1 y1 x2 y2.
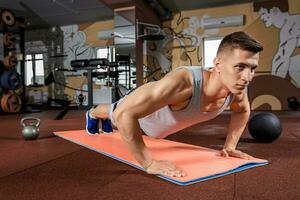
166 67 195 85
174 66 202 71
171 66 202 78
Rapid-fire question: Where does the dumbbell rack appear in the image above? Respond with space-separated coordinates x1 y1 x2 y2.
0 9 25 114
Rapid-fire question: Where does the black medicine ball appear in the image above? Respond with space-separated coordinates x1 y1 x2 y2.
248 112 282 143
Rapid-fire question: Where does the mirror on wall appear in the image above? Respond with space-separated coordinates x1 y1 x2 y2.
0 0 115 106
0 1 139 107
114 10 136 89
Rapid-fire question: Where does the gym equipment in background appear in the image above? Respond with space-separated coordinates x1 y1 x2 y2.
0 9 25 114
20 116 40 140
49 58 110 120
3 32 18 47
0 92 21 113
0 70 22 90
70 58 110 108
54 130 268 186
47 98 72 120
76 93 86 106
0 9 16 27
287 96 300 110
248 112 282 143
136 20 166 41
3 55 18 69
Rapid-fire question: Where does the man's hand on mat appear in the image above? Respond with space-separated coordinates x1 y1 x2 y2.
145 160 187 177
220 148 253 160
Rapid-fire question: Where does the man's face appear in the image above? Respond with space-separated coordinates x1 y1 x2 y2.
215 48 259 94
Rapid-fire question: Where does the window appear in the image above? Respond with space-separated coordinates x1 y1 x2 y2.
97 47 115 62
203 37 222 69
25 54 45 86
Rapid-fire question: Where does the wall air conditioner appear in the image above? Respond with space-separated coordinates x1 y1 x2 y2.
202 15 245 29
98 29 114 40
98 27 135 44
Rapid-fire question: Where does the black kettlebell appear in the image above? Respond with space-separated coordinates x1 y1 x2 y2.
20 117 40 140
77 93 86 106
287 96 300 110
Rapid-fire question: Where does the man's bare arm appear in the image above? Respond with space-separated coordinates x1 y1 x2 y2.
113 69 192 176
272 38 296 77
222 90 253 159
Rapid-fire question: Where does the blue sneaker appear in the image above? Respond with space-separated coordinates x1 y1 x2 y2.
85 110 99 135
101 119 113 133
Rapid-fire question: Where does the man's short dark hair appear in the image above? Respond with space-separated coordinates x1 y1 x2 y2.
217 31 263 55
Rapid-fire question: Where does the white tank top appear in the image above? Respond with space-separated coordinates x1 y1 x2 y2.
138 66 234 138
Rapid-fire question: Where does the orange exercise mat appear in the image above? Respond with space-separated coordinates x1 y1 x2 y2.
54 130 268 185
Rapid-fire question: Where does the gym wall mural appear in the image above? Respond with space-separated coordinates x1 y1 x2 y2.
143 13 221 82
143 2 253 82
247 0 300 111
60 25 95 69
143 3 254 83
146 0 300 111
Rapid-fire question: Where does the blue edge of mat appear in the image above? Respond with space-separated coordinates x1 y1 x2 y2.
55 133 269 186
